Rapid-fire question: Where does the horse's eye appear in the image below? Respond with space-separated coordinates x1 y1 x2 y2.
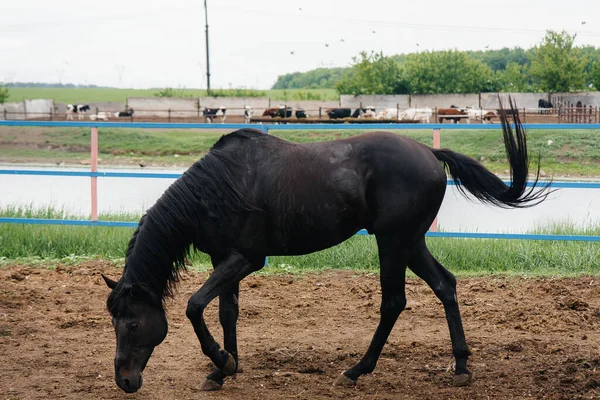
129 322 139 332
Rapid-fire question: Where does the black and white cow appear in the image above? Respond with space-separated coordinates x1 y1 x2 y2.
116 108 134 118
276 106 293 118
244 106 253 124
204 107 226 123
325 108 352 119
351 106 376 118
66 104 90 120
295 109 309 119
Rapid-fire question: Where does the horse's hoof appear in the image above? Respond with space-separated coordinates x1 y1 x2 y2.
453 372 473 387
333 373 356 387
221 352 237 376
199 378 222 391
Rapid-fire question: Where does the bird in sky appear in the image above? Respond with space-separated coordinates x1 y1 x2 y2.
299 7 303 11
485 45 490 49
372 30 376 34
582 21 586 25
290 50 295 55
325 43 329 47
340 38 345 43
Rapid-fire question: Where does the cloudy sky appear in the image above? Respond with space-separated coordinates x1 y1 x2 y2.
1 0 599 89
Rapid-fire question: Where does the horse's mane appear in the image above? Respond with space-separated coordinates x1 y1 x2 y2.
107 129 266 312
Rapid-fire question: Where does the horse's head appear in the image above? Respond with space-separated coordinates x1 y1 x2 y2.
102 275 168 393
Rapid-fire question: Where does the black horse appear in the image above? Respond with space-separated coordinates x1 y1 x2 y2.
103 102 549 393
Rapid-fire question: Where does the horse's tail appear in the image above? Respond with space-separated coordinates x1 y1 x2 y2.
431 98 551 208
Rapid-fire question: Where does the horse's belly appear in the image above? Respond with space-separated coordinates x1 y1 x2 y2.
268 209 364 255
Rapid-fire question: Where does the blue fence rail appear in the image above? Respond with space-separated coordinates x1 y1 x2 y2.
1 216 600 242
2 120 600 130
2 120 600 242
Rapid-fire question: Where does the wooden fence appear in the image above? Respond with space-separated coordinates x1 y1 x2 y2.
552 97 599 124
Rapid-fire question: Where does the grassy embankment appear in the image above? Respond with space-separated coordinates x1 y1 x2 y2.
1 126 599 176
1 206 599 276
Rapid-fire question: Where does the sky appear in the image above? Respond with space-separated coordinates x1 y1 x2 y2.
1 0 599 89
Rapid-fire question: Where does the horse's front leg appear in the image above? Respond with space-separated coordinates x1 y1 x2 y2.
186 252 260 391
201 285 241 390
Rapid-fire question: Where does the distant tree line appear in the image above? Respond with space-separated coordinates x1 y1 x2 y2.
271 68 347 90
272 31 600 94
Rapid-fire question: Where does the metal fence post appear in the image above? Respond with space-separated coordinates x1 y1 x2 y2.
90 127 99 222
430 128 441 232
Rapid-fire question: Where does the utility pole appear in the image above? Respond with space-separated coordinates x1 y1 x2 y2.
204 0 211 94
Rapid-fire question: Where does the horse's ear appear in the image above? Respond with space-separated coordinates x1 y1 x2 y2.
102 274 119 289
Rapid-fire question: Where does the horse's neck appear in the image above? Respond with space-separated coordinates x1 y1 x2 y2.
124 214 194 299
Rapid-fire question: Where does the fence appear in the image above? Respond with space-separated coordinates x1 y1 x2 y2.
551 96 600 124
1 120 600 243
2 106 594 124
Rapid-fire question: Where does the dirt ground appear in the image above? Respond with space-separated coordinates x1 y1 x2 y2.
1 263 600 400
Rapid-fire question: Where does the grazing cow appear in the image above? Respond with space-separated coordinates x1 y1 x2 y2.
437 108 467 123
376 108 400 120
244 106 253 124
351 106 376 118
538 99 553 114
295 109 309 119
262 106 292 118
399 107 433 123
66 104 90 120
466 108 498 124
359 109 377 119
115 108 134 118
276 106 292 118
89 112 112 121
262 108 279 118
326 108 352 119
204 107 226 123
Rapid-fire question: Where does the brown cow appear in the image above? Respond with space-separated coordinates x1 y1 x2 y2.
437 107 467 124
262 108 280 117
262 106 292 118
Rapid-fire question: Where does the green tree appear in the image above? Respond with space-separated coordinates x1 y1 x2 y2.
496 62 538 92
468 47 531 72
335 52 408 95
272 68 346 89
530 30 587 92
0 85 8 103
403 50 498 94
590 62 600 90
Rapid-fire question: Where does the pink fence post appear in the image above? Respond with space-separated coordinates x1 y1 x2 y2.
430 129 441 232
91 127 98 222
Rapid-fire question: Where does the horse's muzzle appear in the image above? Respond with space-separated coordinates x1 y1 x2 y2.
116 374 143 393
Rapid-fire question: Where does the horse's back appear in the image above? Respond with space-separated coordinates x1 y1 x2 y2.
241 131 448 251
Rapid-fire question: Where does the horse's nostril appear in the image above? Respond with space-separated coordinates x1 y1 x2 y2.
123 378 130 387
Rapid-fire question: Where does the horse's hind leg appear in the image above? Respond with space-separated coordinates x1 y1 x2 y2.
335 237 410 386
201 284 241 390
408 238 472 386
